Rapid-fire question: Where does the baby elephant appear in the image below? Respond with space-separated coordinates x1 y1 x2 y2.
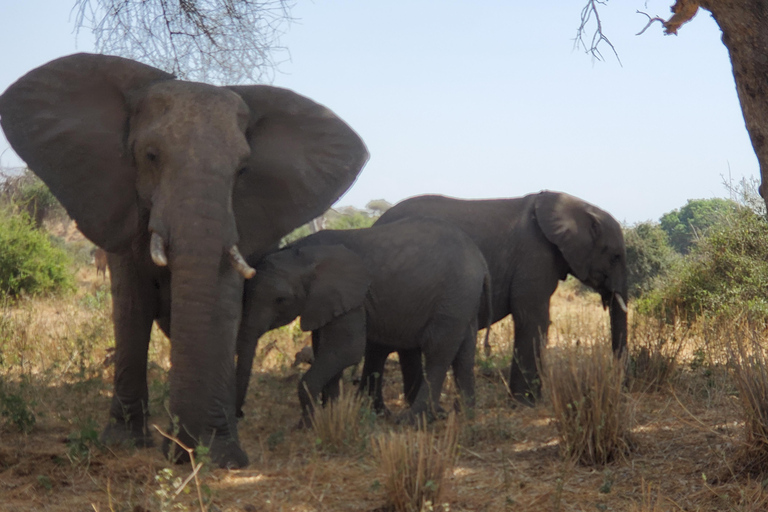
236 218 491 425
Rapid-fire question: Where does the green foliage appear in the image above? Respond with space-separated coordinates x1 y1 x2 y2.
623 222 680 299
280 203 383 246
0 382 36 433
659 198 737 254
0 207 75 298
1 170 65 228
325 210 377 230
639 207 768 322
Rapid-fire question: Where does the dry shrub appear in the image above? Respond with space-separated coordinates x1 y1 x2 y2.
543 341 632 465
309 382 375 455
629 315 687 392
728 321 768 474
372 413 459 512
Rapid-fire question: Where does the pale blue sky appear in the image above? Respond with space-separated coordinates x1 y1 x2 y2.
0 1 756 224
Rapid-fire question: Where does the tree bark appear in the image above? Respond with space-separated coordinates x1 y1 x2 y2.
682 1 768 208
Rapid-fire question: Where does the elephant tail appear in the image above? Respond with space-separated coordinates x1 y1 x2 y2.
481 270 493 358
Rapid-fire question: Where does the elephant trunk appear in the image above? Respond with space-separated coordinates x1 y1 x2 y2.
164 189 247 468
609 288 628 360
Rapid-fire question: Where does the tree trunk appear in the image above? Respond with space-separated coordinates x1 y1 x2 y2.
694 1 768 208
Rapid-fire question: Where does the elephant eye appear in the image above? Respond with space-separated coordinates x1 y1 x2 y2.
146 147 159 163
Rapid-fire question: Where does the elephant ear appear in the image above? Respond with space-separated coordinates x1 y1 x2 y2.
228 85 369 259
0 53 174 252
298 245 371 332
535 191 601 282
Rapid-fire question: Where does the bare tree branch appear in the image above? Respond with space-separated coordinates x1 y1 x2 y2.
72 0 295 84
635 11 666 36
574 0 622 65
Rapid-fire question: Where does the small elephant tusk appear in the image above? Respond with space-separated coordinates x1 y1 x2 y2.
150 232 168 267
229 245 256 279
614 292 628 313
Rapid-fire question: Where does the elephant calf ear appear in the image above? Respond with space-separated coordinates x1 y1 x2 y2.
0 53 174 252
535 191 600 282
299 245 371 332
229 85 369 260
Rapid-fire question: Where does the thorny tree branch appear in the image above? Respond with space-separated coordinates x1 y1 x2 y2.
574 0 622 65
72 0 295 84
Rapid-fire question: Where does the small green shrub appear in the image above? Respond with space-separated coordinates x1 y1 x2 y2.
0 207 75 298
1 170 65 228
638 207 768 323
0 385 36 433
623 222 680 299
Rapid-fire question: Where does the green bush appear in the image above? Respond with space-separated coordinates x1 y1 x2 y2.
623 222 680 299
659 198 737 254
1 170 65 228
638 207 768 322
0 208 75 298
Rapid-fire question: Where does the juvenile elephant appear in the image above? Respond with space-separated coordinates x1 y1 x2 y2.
235 218 491 424
375 191 628 405
0 53 368 467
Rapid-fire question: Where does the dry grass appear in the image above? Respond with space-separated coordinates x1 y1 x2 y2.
727 318 768 475
7 276 768 510
628 315 688 393
542 339 633 465
372 413 459 512
309 382 376 455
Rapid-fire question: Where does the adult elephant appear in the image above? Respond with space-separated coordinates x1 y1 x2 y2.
375 191 627 406
0 53 368 467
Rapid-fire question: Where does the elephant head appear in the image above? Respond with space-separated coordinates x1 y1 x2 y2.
535 191 628 356
0 53 368 466
236 244 371 415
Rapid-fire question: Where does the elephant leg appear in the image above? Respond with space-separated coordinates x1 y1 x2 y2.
101 252 158 448
321 369 344 405
359 343 392 413
508 288 553 406
233 291 270 419
234 331 259 419
398 347 423 406
451 321 478 410
297 309 366 427
404 316 462 422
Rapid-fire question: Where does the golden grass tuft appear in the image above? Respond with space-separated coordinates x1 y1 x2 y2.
628 315 687 393
309 381 376 455
542 341 633 465
728 320 768 475
372 413 459 512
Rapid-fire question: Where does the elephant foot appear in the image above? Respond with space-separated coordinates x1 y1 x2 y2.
397 403 445 426
101 419 154 449
509 391 537 408
162 436 249 469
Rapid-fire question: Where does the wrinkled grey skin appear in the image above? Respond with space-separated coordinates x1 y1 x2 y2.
0 53 368 467
375 192 628 406
236 218 491 424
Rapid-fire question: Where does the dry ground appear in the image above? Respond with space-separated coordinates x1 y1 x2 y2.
0 269 765 511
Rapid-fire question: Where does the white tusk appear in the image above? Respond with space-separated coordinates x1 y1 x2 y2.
150 232 168 267
229 245 256 279
614 292 628 313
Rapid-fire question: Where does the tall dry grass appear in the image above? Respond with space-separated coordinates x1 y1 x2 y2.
542 340 632 465
727 318 768 474
309 381 376 455
372 413 459 512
